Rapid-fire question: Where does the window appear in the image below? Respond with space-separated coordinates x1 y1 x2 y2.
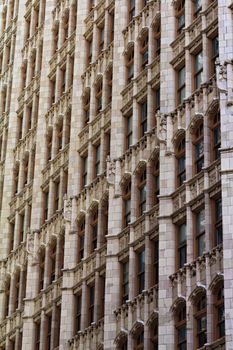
63 14 69 41
178 66 185 105
211 111 221 161
140 34 148 70
126 113 133 149
215 198 222 246
154 24 161 57
151 320 158 349
78 220 85 262
94 144 101 177
155 88 160 111
83 91 90 125
129 0 135 21
176 0 185 34
194 52 203 90
122 260 129 303
87 37 93 64
14 274 20 311
50 244 56 283
47 314 52 350
54 180 60 212
214 284 225 339
44 190 49 221
39 249 45 291
4 282 10 317
35 321 41 350
194 123 204 174
91 211 98 252
153 240 159 285
96 81 103 114
138 250 145 294
195 294 207 348
123 181 131 227
193 0 202 18
140 101 147 137
153 158 160 205
138 168 146 216
89 285 95 325
75 294 82 332
126 48 134 83
47 131 52 161
57 122 63 151
14 164 19 195
176 137 186 186
19 212 25 244
121 340 128 350
135 331 144 350
82 156 88 187
211 36 219 75
175 304 187 350
196 209 205 257
177 223 187 268
50 78 56 105
99 25 104 53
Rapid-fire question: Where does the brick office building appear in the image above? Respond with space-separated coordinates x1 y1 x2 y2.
0 0 232 349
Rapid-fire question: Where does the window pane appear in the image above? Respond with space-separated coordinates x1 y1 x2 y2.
198 234 205 256
178 67 185 87
197 210 205 233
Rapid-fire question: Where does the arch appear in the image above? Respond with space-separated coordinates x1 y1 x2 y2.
123 41 134 56
94 73 103 87
189 113 204 134
88 199 99 215
114 329 128 345
170 296 186 314
148 146 159 163
146 310 158 328
209 273 224 293
138 26 149 41
130 320 144 336
205 98 219 116
188 284 206 304
76 209 86 224
133 160 147 176
119 171 132 189
172 128 185 145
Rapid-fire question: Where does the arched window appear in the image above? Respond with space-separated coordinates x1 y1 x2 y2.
214 283 225 339
193 122 204 174
4 279 10 317
150 318 158 349
175 303 186 350
14 272 20 311
194 293 207 348
176 136 186 187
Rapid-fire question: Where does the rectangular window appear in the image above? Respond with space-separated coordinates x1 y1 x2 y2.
82 156 88 187
196 209 205 257
89 285 95 325
138 250 145 294
178 66 185 104
35 321 41 350
47 314 52 350
129 0 135 21
194 52 203 90
177 223 187 268
194 0 202 18
122 261 129 303
140 101 147 137
91 211 98 252
154 240 159 285
194 124 204 174
139 169 146 215
126 114 133 149
75 294 82 332
99 26 104 52
211 36 219 75
95 144 101 177
215 198 222 246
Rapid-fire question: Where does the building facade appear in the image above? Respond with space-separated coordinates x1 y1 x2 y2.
0 0 232 349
